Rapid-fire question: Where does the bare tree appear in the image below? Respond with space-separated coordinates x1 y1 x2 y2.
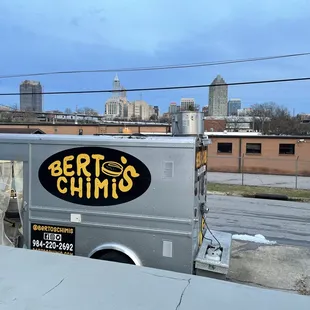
249 102 278 133
77 107 99 116
149 114 158 121
113 117 127 121
23 111 37 122
130 116 142 122
0 111 13 122
250 102 309 135
8 103 18 111
159 116 171 123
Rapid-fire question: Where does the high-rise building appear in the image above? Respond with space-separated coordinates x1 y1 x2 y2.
20 80 43 112
105 74 129 119
180 98 195 111
208 75 228 116
169 102 179 114
130 100 154 120
153 106 159 117
112 74 121 97
227 99 241 116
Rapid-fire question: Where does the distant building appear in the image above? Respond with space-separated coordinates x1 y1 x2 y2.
299 114 310 122
105 74 129 119
208 75 228 116
169 102 179 114
0 105 13 111
20 80 43 112
204 117 226 132
237 108 252 116
227 99 241 116
105 75 155 121
204 115 253 132
180 98 195 111
153 106 159 117
105 97 121 118
130 100 154 120
202 105 209 116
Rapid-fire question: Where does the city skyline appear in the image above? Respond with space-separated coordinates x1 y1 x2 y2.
6 73 304 118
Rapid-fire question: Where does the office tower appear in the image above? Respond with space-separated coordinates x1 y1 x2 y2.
227 99 241 116
169 102 179 114
208 75 228 116
20 80 43 112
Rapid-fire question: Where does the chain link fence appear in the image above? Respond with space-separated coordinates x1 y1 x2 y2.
207 155 310 189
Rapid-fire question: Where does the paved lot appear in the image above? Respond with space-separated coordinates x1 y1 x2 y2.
207 195 310 293
207 172 310 189
229 240 310 294
207 195 310 247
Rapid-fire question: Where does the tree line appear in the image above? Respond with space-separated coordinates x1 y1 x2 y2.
230 102 310 135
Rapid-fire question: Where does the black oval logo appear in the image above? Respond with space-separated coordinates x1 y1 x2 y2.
38 147 152 206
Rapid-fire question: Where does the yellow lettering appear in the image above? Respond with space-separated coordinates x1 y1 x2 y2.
91 154 105 177
57 176 68 194
112 178 118 199
196 152 201 169
86 177 91 199
121 156 127 164
94 178 109 199
63 155 75 176
119 166 140 192
76 154 91 177
203 150 208 165
48 160 62 177
70 177 83 198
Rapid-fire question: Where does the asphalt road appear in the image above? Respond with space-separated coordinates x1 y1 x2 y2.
207 195 310 247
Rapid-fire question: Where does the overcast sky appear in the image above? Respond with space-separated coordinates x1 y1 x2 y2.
0 0 310 114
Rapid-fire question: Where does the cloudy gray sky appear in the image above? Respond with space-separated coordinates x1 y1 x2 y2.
0 0 309 114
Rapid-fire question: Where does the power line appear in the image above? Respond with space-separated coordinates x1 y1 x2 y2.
0 52 310 79
2 76 310 97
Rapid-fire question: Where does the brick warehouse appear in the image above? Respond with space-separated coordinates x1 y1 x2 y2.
207 134 310 176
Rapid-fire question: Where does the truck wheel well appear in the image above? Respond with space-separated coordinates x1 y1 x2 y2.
91 249 135 265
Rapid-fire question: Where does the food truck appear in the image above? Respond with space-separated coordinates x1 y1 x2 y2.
0 111 232 278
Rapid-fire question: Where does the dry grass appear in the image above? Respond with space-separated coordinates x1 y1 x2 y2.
207 182 310 200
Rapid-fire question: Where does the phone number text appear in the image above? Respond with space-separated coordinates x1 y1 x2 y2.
32 240 74 252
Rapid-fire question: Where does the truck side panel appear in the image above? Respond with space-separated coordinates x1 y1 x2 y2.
27 140 196 274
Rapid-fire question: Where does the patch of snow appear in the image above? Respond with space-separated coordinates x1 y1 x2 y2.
232 234 277 245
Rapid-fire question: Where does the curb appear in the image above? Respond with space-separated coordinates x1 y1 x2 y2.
253 193 288 201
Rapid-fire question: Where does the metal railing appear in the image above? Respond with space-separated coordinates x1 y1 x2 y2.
207 155 310 189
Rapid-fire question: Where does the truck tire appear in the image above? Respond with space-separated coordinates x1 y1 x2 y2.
98 251 134 265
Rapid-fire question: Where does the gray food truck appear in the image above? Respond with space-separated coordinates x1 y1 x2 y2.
0 111 232 278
